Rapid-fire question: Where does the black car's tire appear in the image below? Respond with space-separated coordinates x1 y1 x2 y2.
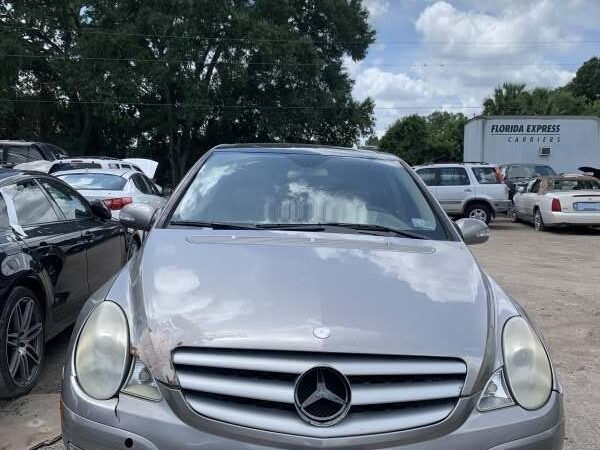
465 203 492 224
0 287 45 399
128 235 141 260
534 209 546 232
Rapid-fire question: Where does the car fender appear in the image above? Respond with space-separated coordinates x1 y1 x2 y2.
462 196 496 215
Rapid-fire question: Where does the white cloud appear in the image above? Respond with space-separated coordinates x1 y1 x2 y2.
363 0 390 19
348 0 580 135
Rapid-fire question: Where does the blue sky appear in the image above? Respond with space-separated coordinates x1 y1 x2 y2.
348 0 600 135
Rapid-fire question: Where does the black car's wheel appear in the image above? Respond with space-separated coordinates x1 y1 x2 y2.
465 203 492 224
534 209 546 232
128 236 141 260
0 287 45 399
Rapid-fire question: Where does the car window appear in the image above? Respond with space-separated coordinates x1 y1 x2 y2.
40 179 92 220
416 168 438 186
2 145 42 164
0 181 59 225
49 162 102 173
549 179 600 191
472 167 501 184
132 174 151 194
508 165 555 178
57 173 127 190
438 167 470 186
142 175 160 195
170 152 449 240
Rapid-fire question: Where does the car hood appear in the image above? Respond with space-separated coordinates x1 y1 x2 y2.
129 229 491 388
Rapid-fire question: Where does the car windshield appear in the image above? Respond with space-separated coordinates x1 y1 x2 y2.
57 173 127 190
472 167 501 184
169 151 449 240
549 178 600 191
510 165 556 178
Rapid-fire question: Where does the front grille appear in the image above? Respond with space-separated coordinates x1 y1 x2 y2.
172 348 467 438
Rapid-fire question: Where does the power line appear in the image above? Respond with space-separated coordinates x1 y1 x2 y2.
0 53 584 68
1 24 598 46
0 98 482 110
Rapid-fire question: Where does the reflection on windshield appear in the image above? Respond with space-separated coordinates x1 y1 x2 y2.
171 152 447 240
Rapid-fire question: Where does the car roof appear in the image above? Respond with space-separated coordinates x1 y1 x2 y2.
0 168 58 184
211 143 399 161
501 163 552 167
414 163 493 168
539 175 598 181
0 140 38 147
53 168 134 177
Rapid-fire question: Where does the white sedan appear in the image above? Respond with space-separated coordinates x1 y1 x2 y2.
512 176 600 231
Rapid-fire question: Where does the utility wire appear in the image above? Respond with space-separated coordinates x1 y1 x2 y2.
0 53 584 68
0 98 482 109
1 24 598 46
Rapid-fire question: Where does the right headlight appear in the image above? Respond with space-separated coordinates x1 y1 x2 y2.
502 316 552 410
75 301 130 400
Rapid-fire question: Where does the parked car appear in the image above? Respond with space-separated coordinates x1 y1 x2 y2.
47 157 158 178
414 163 510 223
499 163 557 201
61 144 563 450
512 175 600 231
579 166 600 179
55 169 168 252
0 140 68 168
0 169 129 398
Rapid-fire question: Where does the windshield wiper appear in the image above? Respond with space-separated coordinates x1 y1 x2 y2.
318 223 430 240
169 221 257 230
255 224 327 231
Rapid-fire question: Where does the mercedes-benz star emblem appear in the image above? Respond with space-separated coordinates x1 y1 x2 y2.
313 327 331 339
294 366 351 427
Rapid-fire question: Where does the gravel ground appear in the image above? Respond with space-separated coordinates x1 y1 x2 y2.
1 218 598 449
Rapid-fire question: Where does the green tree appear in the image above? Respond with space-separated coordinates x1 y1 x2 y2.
0 0 376 183
567 57 600 103
378 115 429 164
483 83 528 115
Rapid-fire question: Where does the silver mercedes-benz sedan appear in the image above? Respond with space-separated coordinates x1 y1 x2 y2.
61 144 564 450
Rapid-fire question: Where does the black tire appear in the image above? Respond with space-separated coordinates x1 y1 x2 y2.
0 287 45 399
534 209 546 232
464 203 493 224
510 208 520 223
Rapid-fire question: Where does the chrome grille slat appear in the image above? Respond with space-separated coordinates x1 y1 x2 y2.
173 349 467 376
186 393 456 438
178 370 294 404
352 380 464 405
173 348 467 437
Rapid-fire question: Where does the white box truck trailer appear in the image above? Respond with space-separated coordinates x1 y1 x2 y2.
464 116 600 173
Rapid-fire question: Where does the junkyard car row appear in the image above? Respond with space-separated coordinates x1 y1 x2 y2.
4 144 600 448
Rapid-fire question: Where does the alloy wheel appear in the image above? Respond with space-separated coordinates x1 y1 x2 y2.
469 208 488 223
6 297 43 387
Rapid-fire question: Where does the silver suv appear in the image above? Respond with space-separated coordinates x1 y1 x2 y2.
415 163 511 223
61 145 563 450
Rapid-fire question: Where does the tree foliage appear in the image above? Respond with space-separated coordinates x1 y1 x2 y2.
378 112 468 165
0 0 376 183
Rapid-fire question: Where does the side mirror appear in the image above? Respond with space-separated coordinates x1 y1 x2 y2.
162 187 173 197
119 203 157 231
455 218 489 245
517 186 525 193
90 200 112 221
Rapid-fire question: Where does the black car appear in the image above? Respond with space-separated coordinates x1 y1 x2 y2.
0 169 128 398
0 140 69 168
499 163 557 200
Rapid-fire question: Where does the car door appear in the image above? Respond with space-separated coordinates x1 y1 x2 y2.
516 179 540 220
436 167 472 215
38 178 126 295
0 179 89 323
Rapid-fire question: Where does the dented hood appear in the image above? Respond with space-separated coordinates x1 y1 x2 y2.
130 229 491 385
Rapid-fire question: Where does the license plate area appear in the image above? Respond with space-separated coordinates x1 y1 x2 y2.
574 202 600 212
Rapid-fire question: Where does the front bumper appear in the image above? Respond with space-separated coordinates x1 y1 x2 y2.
62 376 564 450
542 210 600 226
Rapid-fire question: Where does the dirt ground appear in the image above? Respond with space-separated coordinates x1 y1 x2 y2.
0 218 598 449
472 218 600 450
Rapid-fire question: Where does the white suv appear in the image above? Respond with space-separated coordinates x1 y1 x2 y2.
414 163 510 223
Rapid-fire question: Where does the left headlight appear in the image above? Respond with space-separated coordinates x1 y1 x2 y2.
503 316 552 410
75 301 130 400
